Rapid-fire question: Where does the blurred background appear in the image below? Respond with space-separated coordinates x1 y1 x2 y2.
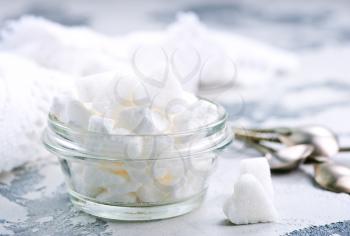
2 0 350 48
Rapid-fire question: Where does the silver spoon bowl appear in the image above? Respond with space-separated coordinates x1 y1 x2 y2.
266 144 314 172
277 126 338 161
241 140 314 172
314 162 350 193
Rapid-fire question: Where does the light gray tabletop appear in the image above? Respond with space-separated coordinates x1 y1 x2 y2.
1 0 350 235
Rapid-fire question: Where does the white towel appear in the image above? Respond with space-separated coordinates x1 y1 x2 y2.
0 53 73 172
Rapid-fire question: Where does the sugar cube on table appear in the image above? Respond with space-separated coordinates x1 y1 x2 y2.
240 157 274 198
224 174 278 225
223 158 278 225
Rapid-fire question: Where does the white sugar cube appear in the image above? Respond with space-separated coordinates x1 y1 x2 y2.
141 135 175 159
116 107 145 131
124 137 144 159
77 165 127 197
111 127 131 135
91 70 150 114
78 164 147 202
75 71 115 102
111 129 144 159
137 183 166 203
192 100 218 123
66 100 92 129
107 181 141 195
152 158 185 191
94 128 144 159
50 95 69 122
88 115 115 133
95 178 141 203
125 160 153 184
171 99 218 131
50 95 92 129
239 158 274 198
223 174 278 225
171 109 193 131
117 107 168 134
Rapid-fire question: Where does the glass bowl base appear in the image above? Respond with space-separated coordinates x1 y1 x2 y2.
69 190 206 221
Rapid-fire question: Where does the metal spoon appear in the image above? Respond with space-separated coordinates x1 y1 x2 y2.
314 162 350 193
234 125 350 162
241 140 314 172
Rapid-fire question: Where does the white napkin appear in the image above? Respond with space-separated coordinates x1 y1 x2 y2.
0 12 299 172
0 53 73 172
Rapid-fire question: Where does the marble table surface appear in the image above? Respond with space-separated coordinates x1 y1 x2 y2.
1 0 350 235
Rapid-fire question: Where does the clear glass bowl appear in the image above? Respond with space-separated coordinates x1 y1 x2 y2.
42 99 232 221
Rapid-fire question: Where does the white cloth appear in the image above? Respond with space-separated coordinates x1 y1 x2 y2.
0 53 73 172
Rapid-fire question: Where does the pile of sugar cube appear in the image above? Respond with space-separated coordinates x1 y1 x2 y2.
50 65 221 204
51 68 220 135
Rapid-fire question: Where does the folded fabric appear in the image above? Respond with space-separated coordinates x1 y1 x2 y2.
0 53 73 172
0 16 128 76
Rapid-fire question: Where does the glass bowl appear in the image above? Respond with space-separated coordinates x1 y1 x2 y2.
42 99 232 221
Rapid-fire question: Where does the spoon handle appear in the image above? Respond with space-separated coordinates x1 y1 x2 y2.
339 147 350 152
244 127 292 134
233 127 280 142
235 136 276 155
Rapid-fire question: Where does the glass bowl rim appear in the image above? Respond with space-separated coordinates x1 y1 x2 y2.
43 97 233 161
